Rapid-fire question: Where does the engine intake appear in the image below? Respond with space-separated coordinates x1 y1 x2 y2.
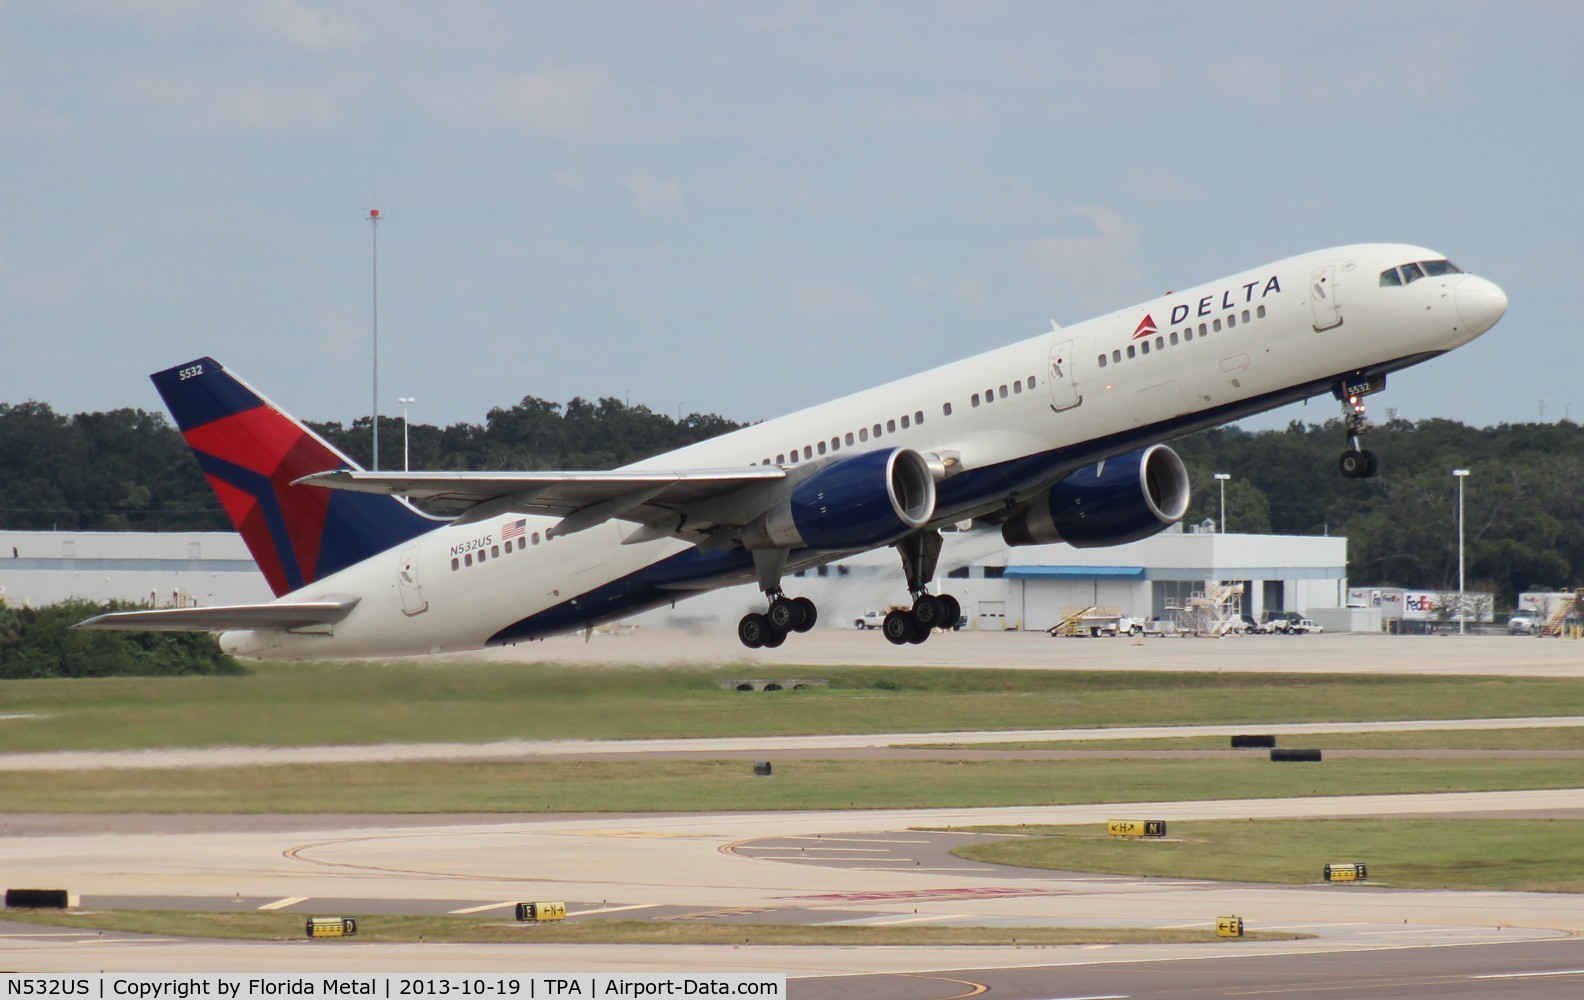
743 448 936 550
1003 444 1190 548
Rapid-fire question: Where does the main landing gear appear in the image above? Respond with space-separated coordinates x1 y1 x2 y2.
880 529 964 646
881 593 962 646
737 593 817 649
737 548 820 649
1336 381 1379 480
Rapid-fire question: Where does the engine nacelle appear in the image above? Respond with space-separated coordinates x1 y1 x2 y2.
743 448 936 550
1002 444 1190 548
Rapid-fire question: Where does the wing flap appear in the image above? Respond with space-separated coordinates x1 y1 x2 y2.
74 599 360 633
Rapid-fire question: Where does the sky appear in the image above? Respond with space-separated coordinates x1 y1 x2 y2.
2 1 1579 435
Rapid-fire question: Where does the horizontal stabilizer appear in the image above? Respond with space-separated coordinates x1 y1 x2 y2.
294 468 786 516
74 599 360 633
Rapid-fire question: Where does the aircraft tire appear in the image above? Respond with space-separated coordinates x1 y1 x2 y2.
937 594 961 629
738 612 771 648
792 597 817 632
882 610 913 645
1339 449 1369 478
911 595 942 627
768 597 802 631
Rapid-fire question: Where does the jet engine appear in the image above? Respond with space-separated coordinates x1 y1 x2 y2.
742 448 936 550
1002 444 1190 548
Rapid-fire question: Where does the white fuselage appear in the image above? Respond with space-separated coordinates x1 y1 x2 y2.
221 244 1506 658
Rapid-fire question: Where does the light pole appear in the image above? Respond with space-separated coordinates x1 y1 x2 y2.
398 397 415 472
1454 469 1470 635
368 208 381 470
1214 473 1231 533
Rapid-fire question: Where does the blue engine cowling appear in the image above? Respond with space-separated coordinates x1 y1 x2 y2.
1002 444 1190 548
743 448 936 550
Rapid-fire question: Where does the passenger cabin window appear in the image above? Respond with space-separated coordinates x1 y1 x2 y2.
900 415 910 429
886 419 896 432
817 441 827 455
858 428 868 442
803 445 813 459
942 402 952 416
1026 376 1035 390
1098 354 1108 368
915 410 923 424
873 423 882 437
1112 349 1121 363
971 393 980 407
845 432 854 446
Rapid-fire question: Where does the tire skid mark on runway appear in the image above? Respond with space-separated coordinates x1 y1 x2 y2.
282 833 785 892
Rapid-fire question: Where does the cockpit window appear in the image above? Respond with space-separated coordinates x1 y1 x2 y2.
1381 259 1463 287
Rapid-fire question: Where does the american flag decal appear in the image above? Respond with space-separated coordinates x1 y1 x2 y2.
502 519 526 541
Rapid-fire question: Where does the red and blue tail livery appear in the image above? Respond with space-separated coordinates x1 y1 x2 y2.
150 358 434 597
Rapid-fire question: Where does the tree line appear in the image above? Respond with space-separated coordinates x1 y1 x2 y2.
3 397 1582 605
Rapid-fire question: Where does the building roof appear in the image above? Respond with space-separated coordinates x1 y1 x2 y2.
1004 565 1146 580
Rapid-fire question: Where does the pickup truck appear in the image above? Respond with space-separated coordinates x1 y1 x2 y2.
1266 616 1323 634
854 610 886 630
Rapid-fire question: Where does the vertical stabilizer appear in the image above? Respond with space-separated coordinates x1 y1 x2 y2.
151 358 435 597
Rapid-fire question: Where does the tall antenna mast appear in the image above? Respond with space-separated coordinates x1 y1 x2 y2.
368 207 381 470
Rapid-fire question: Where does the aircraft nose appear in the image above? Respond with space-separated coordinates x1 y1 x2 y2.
1455 275 1508 335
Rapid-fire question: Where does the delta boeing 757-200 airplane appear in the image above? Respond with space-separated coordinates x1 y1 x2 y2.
79 244 1507 657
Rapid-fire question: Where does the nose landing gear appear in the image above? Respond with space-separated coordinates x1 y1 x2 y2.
1335 376 1381 479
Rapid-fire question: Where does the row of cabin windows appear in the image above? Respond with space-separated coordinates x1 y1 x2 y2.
450 530 547 571
971 376 1037 408
1095 304 1267 368
760 409 926 466
756 374 1041 466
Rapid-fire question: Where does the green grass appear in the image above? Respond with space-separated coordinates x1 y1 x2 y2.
3 757 1582 813
6 661 1584 752
918 727 1584 751
955 819 1584 892
0 909 1302 945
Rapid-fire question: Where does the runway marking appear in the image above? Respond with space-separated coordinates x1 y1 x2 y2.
571 903 661 917
781 836 931 844
551 830 702 839
742 846 893 852
448 901 519 914
900 974 988 999
256 896 308 911
1468 969 1584 980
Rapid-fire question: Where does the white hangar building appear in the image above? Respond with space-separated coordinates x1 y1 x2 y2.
0 525 1347 634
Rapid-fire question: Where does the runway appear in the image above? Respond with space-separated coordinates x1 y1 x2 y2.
4 631 1584 994
6 790 1584 980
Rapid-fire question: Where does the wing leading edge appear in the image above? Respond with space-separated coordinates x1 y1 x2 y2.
294 467 788 540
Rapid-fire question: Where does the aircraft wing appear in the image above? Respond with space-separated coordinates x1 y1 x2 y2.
294 467 788 539
74 599 360 633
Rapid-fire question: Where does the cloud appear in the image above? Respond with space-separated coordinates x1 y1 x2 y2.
89 0 365 51
0 92 74 135
415 65 668 140
1122 170 1200 203
108 70 341 132
1001 204 1146 318
625 175 687 215
788 280 883 323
